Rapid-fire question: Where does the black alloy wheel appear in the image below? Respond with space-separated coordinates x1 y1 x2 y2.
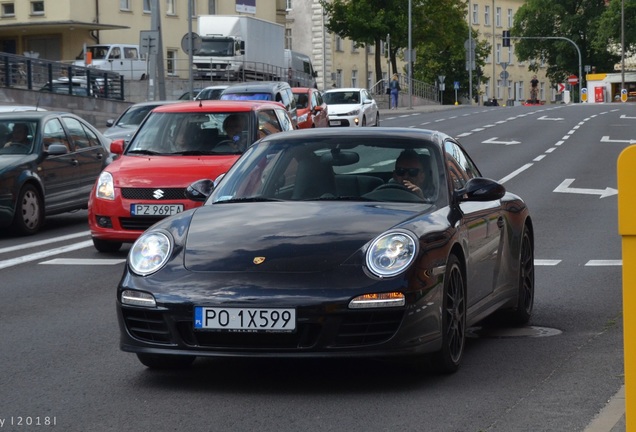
508 226 535 325
431 254 466 374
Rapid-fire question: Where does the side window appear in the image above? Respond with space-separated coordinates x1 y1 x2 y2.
287 89 296 109
62 117 95 150
43 119 70 151
124 47 138 59
444 140 480 190
257 110 284 139
274 109 294 132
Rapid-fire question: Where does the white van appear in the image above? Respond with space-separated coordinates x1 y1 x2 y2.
73 44 147 80
284 49 317 88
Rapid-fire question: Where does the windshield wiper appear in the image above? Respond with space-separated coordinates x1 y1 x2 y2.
126 149 163 155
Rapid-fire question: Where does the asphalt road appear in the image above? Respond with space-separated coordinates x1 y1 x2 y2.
0 103 629 432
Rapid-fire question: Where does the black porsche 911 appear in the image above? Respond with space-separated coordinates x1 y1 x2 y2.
117 127 534 373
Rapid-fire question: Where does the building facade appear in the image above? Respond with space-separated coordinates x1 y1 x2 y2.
469 0 551 104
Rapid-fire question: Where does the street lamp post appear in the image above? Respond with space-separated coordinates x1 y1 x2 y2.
408 0 412 110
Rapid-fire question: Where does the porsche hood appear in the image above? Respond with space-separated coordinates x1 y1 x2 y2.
182 202 425 273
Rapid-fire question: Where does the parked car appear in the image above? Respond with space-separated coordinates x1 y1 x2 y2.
117 127 534 372
0 105 46 112
104 100 181 142
88 100 295 252
220 81 298 128
194 85 229 101
292 87 328 129
178 88 204 100
323 87 379 127
0 111 111 235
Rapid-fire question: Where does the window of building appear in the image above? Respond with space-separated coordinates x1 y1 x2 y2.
336 69 342 87
495 43 501 64
507 9 513 27
285 28 292 50
143 0 151 13
484 5 490 26
496 80 502 99
484 83 490 99
495 7 501 27
167 49 177 76
30 1 44 15
335 35 343 52
366 44 374 55
120 0 131 10
351 70 358 87
351 41 359 53
207 0 216 14
507 46 513 64
1 3 15 17
472 4 479 25
368 71 373 90
166 0 176 15
286 0 292 11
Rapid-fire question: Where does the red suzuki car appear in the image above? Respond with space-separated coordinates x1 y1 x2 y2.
88 100 294 252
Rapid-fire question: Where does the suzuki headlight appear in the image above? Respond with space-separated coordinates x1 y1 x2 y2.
366 232 417 277
129 231 173 276
95 171 114 200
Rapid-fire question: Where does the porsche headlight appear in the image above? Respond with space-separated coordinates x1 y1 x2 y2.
129 231 173 276
366 232 417 277
95 171 114 200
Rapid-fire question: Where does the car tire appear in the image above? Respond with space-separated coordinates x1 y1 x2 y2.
93 238 123 253
502 226 535 326
361 116 367 127
12 184 43 235
374 112 380 126
431 254 466 374
136 353 196 370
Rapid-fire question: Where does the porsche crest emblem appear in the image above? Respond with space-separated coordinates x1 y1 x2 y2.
253 257 266 265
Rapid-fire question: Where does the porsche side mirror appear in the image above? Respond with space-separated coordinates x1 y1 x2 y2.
455 177 505 202
186 179 215 202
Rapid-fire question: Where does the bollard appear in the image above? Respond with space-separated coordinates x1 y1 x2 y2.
618 145 636 431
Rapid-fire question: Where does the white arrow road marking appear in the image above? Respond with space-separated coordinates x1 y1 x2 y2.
553 178 618 198
482 137 521 145
601 136 636 144
538 115 564 121
620 115 636 119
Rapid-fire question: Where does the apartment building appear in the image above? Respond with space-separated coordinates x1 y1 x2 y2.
469 0 550 104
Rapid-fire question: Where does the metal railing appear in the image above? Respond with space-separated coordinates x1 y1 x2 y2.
369 76 439 104
0 52 125 100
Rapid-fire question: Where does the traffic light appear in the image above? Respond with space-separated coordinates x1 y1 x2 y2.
502 30 510 47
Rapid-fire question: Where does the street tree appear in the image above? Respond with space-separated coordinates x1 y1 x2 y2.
512 0 619 86
594 0 636 58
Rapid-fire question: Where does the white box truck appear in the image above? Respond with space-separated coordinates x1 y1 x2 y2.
193 15 285 81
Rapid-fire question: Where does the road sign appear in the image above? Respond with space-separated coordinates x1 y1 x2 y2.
181 32 201 54
621 88 628 103
567 74 578 84
438 75 446 83
581 88 588 102
557 83 566 93
454 81 460 90
499 71 509 80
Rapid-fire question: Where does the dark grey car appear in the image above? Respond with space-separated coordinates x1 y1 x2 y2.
0 111 111 235
104 100 181 141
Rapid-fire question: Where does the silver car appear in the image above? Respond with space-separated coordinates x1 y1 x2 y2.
323 87 379 127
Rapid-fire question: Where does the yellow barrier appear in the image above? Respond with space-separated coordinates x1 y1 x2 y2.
618 145 635 431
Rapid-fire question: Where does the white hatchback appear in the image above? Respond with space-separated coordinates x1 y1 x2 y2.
323 87 379 127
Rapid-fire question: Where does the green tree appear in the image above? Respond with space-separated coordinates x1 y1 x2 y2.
512 0 619 86
594 0 636 56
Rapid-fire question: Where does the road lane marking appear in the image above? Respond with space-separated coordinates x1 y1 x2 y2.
585 260 622 266
0 240 93 270
41 258 126 265
498 163 534 184
535 260 561 266
0 231 89 254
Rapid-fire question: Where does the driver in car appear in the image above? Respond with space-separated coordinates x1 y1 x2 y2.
3 123 30 149
392 149 428 199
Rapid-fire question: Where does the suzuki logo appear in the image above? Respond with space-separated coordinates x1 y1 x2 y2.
152 189 165 199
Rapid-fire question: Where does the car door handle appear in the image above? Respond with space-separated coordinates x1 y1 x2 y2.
497 216 504 229
71 159 79 166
